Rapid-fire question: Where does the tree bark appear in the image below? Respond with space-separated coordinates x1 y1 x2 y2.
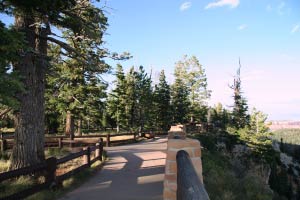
11 14 48 169
65 111 74 139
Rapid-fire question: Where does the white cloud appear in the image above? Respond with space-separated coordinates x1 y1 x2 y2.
291 24 300 34
180 2 192 11
205 0 239 9
277 1 285 15
266 4 272 12
237 24 247 31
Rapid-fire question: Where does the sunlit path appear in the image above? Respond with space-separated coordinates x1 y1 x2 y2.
60 137 167 200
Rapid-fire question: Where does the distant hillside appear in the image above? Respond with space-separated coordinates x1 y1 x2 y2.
268 120 300 131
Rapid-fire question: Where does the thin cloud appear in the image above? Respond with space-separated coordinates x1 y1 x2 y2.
205 0 239 9
266 4 272 12
237 24 247 31
291 24 300 34
277 1 285 15
180 2 192 11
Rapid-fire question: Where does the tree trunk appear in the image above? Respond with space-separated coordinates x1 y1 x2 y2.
77 119 82 136
65 111 74 139
11 14 48 169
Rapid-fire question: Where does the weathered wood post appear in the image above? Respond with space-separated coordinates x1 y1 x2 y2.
99 138 104 161
45 157 57 188
106 133 110 147
0 134 7 153
83 146 91 167
95 139 100 159
58 137 62 149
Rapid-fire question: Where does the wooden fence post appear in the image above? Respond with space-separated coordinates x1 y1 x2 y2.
83 146 91 167
106 133 110 147
95 143 100 159
95 138 103 161
0 139 7 153
45 157 57 188
58 137 62 149
99 138 103 161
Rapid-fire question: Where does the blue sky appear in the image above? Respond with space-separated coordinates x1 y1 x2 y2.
1 0 299 120
101 0 300 120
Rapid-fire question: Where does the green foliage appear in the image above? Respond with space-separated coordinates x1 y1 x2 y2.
174 55 211 122
269 164 293 199
171 77 190 124
210 103 230 129
202 149 273 200
230 64 249 129
106 64 127 130
249 108 270 134
0 22 24 108
272 129 300 145
46 39 108 133
107 65 154 131
153 70 172 131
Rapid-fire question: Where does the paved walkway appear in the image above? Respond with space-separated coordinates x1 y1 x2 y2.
60 137 167 200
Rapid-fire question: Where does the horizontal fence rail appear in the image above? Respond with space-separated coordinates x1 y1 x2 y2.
176 150 210 200
0 139 104 200
0 132 137 152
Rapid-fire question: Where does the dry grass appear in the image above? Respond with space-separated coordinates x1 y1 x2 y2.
0 159 10 172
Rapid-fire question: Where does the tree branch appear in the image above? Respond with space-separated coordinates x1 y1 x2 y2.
0 108 12 120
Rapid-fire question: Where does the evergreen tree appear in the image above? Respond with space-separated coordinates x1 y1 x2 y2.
0 22 24 111
174 55 211 122
230 61 249 129
210 103 230 129
0 0 128 169
135 66 153 132
153 70 172 131
171 77 190 124
248 108 270 134
124 67 139 131
106 64 127 132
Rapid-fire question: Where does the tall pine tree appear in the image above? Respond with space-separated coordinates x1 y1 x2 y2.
153 70 172 131
171 77 190 124
230 60 249 129
106 64 127 132
0 0 128 169
174 55 210 123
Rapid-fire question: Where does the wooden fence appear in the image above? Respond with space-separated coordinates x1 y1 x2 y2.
0 138 104 200
0 132 144 153
176 150 210 200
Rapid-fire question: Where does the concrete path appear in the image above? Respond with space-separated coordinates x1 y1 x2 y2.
60 137 167 200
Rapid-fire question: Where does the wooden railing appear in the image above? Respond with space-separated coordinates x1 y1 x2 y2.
0 132 140 152
176 150 210 200
0 139 104 200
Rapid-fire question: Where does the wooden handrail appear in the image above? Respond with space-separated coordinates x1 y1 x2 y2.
176 150 210 200
0 139 105 200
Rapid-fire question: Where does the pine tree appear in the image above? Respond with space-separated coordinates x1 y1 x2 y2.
46 42 108 137
0 0 128 169
135 66 153 132
106 64 127 132
174 55 211 123
0 22 24 111
171 77 190 124
124 67 139 131
230 60 249 129
249 108 270 134
153 70 171 131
